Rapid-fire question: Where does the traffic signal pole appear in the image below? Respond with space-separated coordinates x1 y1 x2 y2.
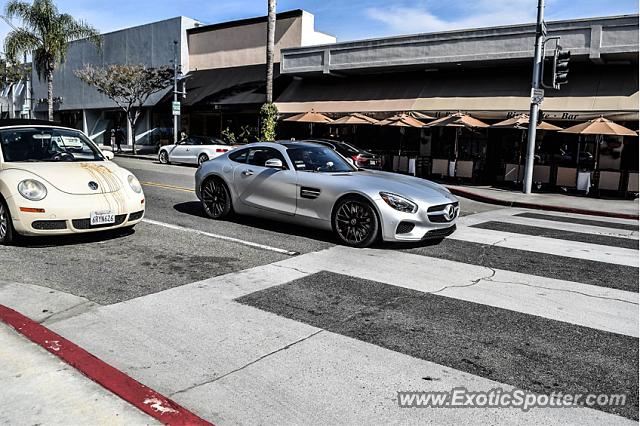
173 40 179 144
523 0 545 194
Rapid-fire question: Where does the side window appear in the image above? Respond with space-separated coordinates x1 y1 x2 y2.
247 148 286 168
229 148 249 163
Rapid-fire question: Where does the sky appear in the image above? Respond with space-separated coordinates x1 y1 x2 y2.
0 0 638 47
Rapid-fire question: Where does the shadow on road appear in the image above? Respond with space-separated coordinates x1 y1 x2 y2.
173 201 337 244
13 227 136 248
173 201 449 249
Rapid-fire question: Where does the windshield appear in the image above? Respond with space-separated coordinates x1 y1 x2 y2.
287 145 356 173
0 127 104 162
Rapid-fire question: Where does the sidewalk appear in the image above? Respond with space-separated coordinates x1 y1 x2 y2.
445 184 639 220
0 322 158 425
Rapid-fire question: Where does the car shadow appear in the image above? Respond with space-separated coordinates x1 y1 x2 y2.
14 227 136 248
172 201 451 249
173 201 337 244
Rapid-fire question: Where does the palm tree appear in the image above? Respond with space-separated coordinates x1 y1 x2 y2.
3 0 101 121
265 0 276 103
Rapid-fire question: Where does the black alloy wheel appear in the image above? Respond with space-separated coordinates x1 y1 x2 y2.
201 178 232 219
333 197 379 248
158 150 169 164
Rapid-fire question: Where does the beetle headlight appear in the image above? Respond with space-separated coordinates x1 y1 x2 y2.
128 175 142 193
18 179 47 201
380 192 418 213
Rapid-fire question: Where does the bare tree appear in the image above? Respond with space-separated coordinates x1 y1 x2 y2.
75 64 173 154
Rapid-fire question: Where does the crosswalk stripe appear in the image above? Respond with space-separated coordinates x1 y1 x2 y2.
471 214 638 240
470 221 639 249
272 246 639 337
449 225 638 267
515 211 639 228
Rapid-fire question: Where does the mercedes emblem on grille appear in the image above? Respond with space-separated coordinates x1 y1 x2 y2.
444 204 456 221
88 181 99 190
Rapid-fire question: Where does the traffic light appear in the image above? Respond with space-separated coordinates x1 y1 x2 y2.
552 47 571 89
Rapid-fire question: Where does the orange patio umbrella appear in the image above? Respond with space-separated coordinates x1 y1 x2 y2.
376 113 426 127
424 112 489 159
492 114 563 181
332 112 379 125
492 113 563 131
376 114 426 155
283 111 333 136
560 116 637 169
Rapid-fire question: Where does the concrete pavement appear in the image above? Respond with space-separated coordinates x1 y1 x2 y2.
0 322 159 425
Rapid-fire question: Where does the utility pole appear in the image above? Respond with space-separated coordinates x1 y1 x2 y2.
23 52 30 119
172 40 179 144
523 0 545 194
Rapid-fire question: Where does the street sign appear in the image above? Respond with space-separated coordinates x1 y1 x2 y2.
21 104 29 114
172 101 181 116
531 88 545 105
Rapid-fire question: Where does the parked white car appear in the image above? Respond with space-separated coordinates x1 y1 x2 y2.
0 121 145 245
158 136 232 165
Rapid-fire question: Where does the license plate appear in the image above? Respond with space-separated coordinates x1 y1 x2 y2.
90 211 115 226
370 160 377 165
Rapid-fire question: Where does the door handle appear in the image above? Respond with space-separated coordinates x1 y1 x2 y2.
242 169 254 176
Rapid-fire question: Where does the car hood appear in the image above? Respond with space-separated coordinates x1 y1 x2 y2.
336 170 456 204
4 161 124 195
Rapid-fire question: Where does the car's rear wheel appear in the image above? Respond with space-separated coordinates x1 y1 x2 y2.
198 153 209 166
158 150 169 164
333 196 379 248
0 199 15 245
201 177 232 219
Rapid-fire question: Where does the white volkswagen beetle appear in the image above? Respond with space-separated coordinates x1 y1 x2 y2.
0 121 145 244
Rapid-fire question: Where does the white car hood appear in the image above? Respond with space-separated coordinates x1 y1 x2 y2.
4 161 124 195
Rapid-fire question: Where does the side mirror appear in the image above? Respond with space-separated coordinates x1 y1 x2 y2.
103 150 114 160
265 158 284 169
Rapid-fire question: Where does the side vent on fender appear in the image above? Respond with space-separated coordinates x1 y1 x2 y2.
300 187 321 199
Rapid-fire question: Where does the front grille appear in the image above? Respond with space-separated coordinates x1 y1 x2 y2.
32 220 67 230
422 225 457 240
128 210 144 221
429 215 449 223
396 221 415 234
427 201 459 212
72 214 127 230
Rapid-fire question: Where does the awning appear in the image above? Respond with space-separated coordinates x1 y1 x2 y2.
183 64 285 107
275 66 638 121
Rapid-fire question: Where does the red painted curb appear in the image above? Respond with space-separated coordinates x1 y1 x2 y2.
447 187 640 221
0 305 213 426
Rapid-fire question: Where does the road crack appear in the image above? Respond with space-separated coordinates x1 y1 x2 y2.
170 329 324 396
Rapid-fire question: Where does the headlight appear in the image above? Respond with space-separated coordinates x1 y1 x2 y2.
18 179 47 201
128 175 142 193
380 192 418 213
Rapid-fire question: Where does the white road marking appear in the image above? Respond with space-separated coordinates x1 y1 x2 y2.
463 214 639 239
271 246 639 337
142 218 299 256
449 225 638 267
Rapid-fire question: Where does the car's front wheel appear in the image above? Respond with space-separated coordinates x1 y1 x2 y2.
333 196 379 248
0 199 15 245
158 150 169 164
201 177 232 219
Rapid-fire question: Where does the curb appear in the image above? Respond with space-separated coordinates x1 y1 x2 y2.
115 153 157 162
447 186 639 220
0 305 213 426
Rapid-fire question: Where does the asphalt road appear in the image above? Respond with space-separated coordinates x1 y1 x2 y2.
1 157 637 423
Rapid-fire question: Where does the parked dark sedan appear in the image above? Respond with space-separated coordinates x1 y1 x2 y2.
309 139 382 169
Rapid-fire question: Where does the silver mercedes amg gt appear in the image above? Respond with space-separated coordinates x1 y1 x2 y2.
195 141 459 247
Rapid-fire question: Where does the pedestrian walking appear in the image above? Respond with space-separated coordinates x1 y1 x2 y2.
115 126 124 153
